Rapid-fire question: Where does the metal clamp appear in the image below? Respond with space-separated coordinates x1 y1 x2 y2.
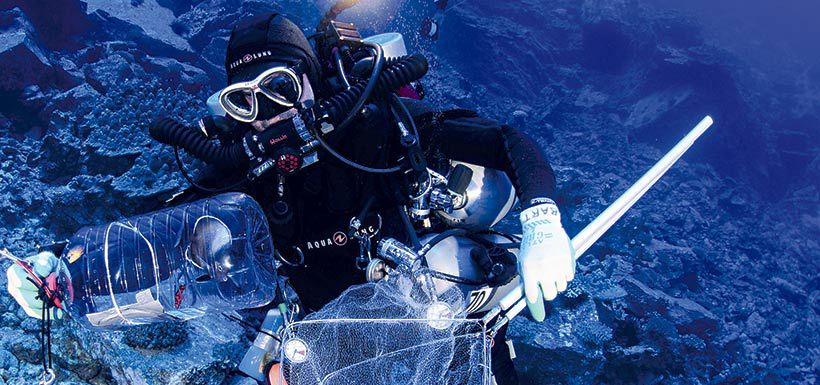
275 246 305 267
350 214 382 270
38 369 56 385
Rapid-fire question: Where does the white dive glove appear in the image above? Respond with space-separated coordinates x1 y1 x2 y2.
518 200 576 322
6 251 65 320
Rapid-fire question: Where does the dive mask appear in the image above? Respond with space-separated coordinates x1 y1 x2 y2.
219 65 303 123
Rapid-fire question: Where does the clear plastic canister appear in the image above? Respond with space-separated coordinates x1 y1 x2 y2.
59 192 278 329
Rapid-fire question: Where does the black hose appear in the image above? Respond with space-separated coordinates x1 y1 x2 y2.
173 146 248 193
334 41 384 133
418 228 490 286
375 54 428 94
419 228 468 257
333 49 352 89
150 54 429 173
312 53 429 174
428 270 486 286
322 82 366 124
321 53 429 125
149 117 249 169
398 206 422 250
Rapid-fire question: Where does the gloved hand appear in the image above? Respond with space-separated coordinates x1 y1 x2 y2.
6 251 64 320
518 200 576 322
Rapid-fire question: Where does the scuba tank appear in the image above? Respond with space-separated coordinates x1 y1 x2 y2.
420 232 520 314
369 160 521 315
58 193 278 329
436 161 517 231
371 229 521 316
364 33 407 58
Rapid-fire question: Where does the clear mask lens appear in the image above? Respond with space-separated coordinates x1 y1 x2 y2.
221 89 256 122
260 71 300 105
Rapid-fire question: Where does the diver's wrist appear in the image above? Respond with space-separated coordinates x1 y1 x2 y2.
520 201 561 225
243 132 267 158
522 197 556 210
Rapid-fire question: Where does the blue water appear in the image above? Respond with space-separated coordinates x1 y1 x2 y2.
0 0 817 384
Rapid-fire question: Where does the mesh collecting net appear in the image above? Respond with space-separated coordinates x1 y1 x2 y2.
279 270 491 385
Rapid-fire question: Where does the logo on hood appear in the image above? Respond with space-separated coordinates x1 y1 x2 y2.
229 50 273 70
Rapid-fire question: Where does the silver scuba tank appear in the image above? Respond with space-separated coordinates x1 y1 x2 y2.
436 161 518 231
363 33 408 59
420 232 520 314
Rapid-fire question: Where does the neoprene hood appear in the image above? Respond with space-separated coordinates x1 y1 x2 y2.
225 13 321 87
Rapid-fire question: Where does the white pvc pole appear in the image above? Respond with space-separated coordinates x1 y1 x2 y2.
491 116 714 326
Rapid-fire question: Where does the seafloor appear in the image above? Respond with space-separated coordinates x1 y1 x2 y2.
0 0 818 384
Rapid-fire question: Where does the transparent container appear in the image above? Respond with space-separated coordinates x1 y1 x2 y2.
60 192 278 329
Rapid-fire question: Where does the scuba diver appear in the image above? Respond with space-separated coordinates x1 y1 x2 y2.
6 13 575 385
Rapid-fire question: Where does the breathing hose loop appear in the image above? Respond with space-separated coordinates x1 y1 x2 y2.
321 54 429 124
149 53 430 176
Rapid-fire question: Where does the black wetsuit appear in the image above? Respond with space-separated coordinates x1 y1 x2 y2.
256 99 557 312
145 98 554 384
213 99 555 385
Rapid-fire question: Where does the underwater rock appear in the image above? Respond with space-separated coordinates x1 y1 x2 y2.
50 84 102 117
84 0 192 52
141 56 209 92
61 315 247 385
81 52 142 93
0 9 78 92
574 86 609 108
54 330 116 384
3 0 92 51
622 277 718 336
0 348 19 370
173 342 248 385
508 277 612 384
40 129 85 184
511 110 529 127
5 332 40 365
122 322 189 350
623 87 693 129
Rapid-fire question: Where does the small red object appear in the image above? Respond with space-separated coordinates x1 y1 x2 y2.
396 84 421 100
44 273 63 309
174 284 186 309
275 152 302 174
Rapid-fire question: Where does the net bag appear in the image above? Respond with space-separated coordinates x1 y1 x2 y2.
279 270 492 385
